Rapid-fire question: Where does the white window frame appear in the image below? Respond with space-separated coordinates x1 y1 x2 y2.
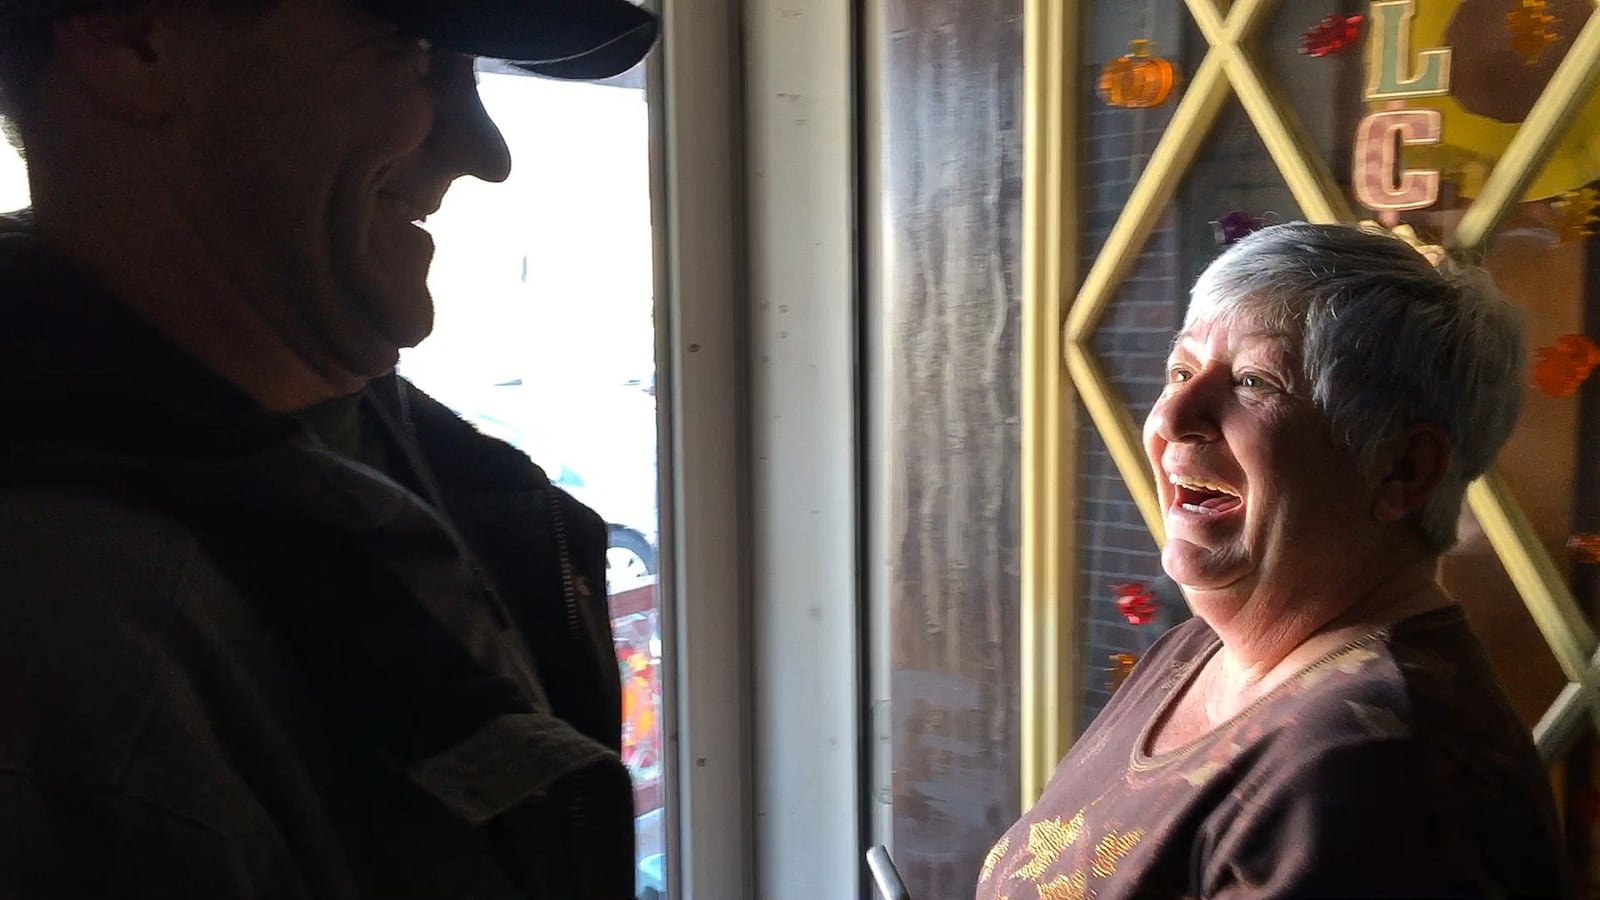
651 1 754 897
743 0 863 897
654 0 863 897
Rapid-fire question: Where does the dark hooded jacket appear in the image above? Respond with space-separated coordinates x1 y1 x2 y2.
0 222 636 898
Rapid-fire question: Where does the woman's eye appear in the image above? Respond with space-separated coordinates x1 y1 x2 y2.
1239 373 1267 389
1166 367 1191 384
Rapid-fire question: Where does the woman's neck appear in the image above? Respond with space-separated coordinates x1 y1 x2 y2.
1200 561 1451 723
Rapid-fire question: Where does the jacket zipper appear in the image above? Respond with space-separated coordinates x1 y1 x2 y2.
545 488 592 891
546 487 584 639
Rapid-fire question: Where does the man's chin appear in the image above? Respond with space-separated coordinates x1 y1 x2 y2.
339 283 433 375
387 304 434 352
369 274 435 333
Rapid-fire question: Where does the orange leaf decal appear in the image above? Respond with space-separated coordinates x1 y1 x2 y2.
1569 534 1600 565
1532 334 1600 398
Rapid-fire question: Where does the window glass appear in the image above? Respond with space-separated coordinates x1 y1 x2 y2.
398 64 667 899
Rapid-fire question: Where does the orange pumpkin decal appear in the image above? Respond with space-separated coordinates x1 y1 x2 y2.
1097 39 1179 109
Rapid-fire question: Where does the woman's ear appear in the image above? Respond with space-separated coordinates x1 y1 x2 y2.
50 5 181 122
1372 423 1454 524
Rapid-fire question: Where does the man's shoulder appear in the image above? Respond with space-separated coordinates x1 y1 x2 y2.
395 377 610 543
0 479 207 613
0 483 312 889
0 482 243 773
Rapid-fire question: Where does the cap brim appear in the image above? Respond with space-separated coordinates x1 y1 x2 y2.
387 0 659 81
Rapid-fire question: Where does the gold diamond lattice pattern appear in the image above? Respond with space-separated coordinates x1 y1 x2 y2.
1062 0 1600 759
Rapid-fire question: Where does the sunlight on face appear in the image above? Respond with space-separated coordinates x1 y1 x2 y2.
1143 313 1373 612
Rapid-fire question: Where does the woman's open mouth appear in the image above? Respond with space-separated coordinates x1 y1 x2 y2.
1168 474 1243 515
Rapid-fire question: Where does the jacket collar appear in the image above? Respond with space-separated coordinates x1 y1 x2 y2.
0 219 296 458
0 215 550 494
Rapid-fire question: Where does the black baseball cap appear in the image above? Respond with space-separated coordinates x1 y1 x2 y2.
369 0 659 79
2 0 658 81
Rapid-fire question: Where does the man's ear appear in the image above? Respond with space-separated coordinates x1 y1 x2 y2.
50 6 180 121
1372 423 1453 524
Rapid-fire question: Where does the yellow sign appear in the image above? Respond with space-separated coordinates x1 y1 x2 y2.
1375 0 1600 202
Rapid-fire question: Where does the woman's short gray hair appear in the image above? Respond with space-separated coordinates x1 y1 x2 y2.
1188 221 1526 553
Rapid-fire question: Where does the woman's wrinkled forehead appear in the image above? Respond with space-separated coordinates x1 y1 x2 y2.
1169 313 1299 363
1181 287 1306 345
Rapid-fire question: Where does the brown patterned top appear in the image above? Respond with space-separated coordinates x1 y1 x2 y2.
975 607 1571 899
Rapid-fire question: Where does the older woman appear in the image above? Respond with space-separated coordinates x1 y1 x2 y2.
977 222 1569 899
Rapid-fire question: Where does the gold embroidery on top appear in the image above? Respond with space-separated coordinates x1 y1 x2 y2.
1301 642 1385 689
1161 658 1196 693
1077 725 1115 764
1008 812 1083 881
1298 665 1335 690
1062 809 1084 845
1347 701 1409 738
979 835 1010 884
1183 759 1225 788
1090 828 1145 878
1334 646 1380 674
1036 870 1088 900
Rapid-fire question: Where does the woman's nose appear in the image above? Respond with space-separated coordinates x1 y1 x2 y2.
1148 375 1222 444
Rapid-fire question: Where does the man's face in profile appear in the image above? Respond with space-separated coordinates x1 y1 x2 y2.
158 0 511 380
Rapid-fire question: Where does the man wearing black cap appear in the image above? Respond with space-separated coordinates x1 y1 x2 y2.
0 0 656 896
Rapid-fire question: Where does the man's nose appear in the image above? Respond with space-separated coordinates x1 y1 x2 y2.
429 59 513 184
